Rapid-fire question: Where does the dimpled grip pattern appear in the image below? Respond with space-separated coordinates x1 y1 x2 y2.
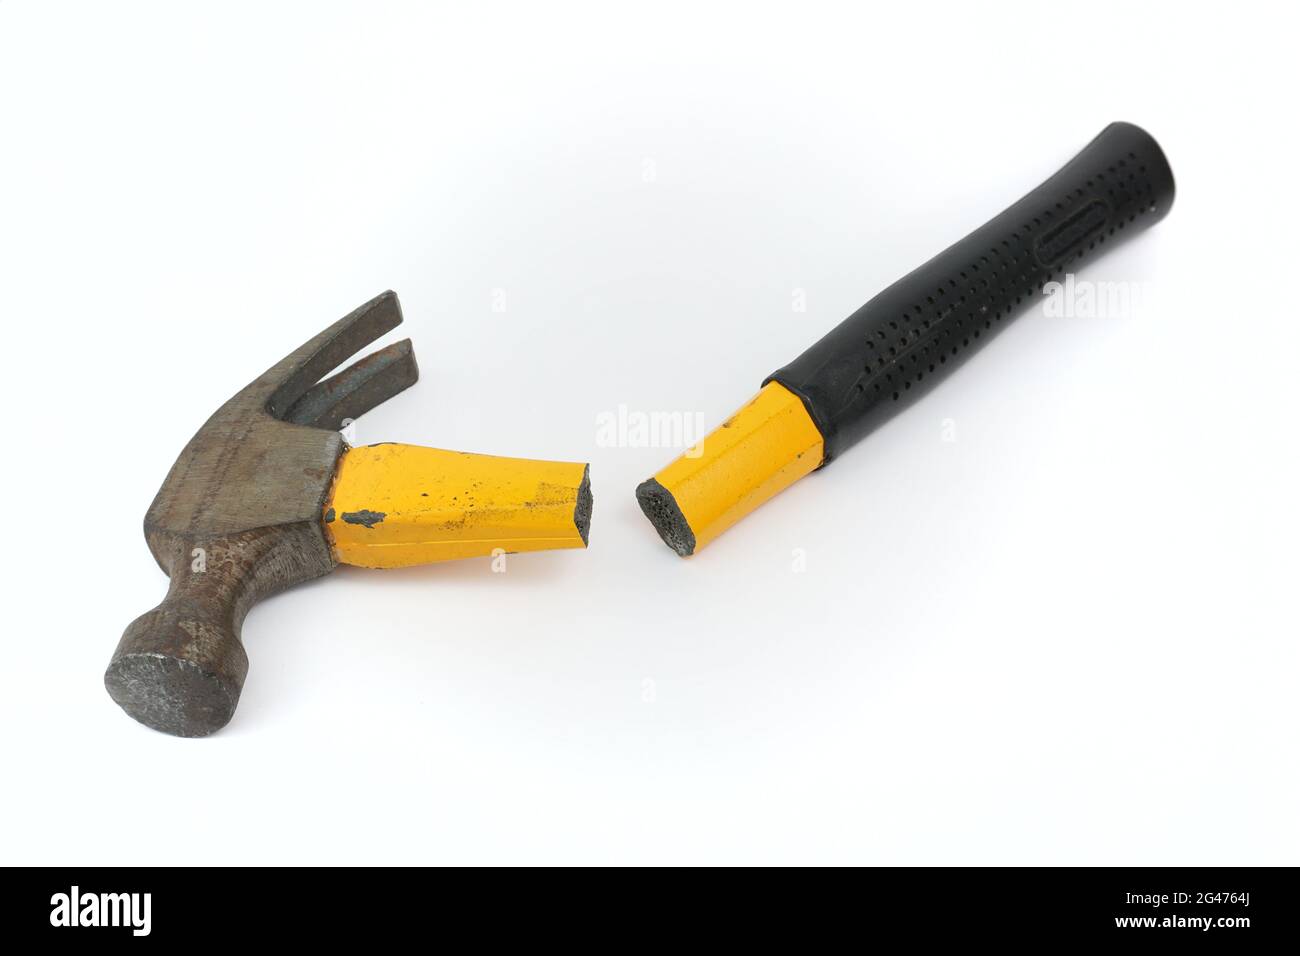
767 121 1175 461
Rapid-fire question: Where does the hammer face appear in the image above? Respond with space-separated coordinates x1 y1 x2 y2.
105 623 247 738
107 524 333 735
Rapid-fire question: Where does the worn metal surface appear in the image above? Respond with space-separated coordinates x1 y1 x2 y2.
105 291 418 737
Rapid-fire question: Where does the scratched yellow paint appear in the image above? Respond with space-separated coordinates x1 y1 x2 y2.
651 382 823 552
325 444 590 568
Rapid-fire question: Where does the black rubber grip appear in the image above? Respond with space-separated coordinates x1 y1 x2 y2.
767 121 1175 462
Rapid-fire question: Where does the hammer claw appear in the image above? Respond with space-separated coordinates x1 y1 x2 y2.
283 338 419 431
263 289 405 421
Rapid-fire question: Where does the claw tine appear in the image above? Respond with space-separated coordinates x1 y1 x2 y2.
262 291 404 418
283 339 419 431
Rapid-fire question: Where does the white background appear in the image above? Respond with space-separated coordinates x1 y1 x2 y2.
2 1 1296 865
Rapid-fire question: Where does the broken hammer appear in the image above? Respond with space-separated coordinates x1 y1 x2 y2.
106 291 592 737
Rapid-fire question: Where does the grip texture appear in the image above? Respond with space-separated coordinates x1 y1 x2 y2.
767 121 1175 461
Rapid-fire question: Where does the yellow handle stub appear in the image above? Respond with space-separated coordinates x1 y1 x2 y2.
324 443 591 568
635 381 824 556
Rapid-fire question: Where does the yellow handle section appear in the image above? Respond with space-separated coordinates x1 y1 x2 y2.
324 444 591 568
636 382 823 556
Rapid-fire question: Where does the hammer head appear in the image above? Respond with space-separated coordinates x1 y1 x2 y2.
105 292 418 736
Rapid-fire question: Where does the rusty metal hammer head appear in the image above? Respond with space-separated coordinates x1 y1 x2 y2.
105 291 420 736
